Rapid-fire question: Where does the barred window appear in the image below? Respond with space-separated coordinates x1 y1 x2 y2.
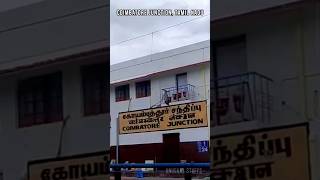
18 72 63 127
136 81 151 98
82 63 108 116
115 84 130 102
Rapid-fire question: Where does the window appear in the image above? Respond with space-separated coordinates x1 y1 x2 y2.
174 73 188 101
115 84 130 102
176 73 188 88
214 36 247 77
82 63 108 116
18 72 62 128
136 80 151 98
212 36 248 126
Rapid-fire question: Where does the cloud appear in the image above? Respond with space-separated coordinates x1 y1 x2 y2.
110 0 210 64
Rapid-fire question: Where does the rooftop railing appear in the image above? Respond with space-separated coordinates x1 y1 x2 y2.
213 72 273 125
161 84 196 104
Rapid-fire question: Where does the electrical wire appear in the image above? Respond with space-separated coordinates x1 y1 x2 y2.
57 115 71 158
1 11 209 68
0 4 109 34
110 14 210 46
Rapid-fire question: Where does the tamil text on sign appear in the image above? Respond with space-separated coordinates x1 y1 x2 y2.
210 124 310 180
119 101 208 134
28 151 110 180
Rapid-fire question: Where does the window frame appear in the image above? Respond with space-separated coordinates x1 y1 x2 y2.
81 63 108 116
135 80 151 98
17 72 63 128
212 35 247 126
115 84 130 102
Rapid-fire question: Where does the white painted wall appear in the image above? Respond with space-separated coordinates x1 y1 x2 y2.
0 0 109 71
110 41 210 146
110 40 210 83
211 1 320 133
211 2 320 179
212 0 302 21
0 61 110 180
0 0 110 179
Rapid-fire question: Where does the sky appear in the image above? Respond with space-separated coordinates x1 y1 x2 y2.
110 0 210 65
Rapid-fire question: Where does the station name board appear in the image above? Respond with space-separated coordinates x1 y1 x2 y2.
28 151 110 180
119 101 208 134
210 124 310 180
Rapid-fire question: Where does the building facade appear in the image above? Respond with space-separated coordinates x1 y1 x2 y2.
0 1 110 179
110 40 210 164
211 0 320 179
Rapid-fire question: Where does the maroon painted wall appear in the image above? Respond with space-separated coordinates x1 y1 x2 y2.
110 141 209 163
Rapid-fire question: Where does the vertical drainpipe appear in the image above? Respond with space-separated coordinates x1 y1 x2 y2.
310 2 320 180
203 49 208 100
201 48 210 144
297 5 310 122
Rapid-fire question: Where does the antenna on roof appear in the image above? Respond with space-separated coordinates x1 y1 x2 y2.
150 32 154 62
